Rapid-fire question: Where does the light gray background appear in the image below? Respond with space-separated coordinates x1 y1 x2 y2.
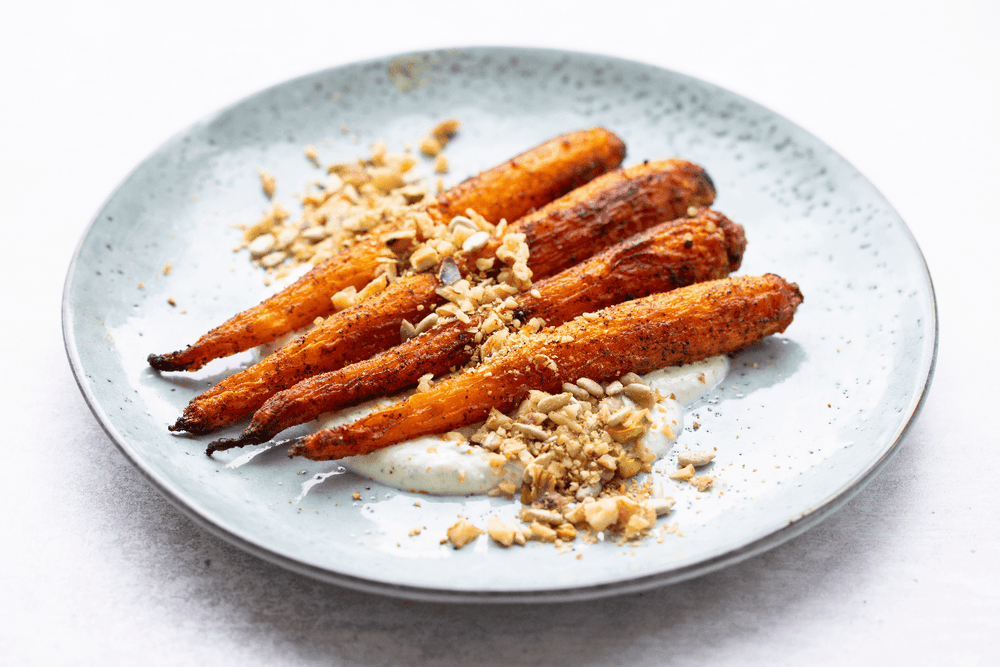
3 1 997 665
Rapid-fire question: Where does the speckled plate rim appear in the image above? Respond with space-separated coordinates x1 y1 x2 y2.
62 45 937 603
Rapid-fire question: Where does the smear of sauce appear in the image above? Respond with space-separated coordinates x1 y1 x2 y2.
312 355 729 495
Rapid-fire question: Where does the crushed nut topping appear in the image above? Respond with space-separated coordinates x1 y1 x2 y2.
464 375 683 546
442 372 689 549
236 121 462 285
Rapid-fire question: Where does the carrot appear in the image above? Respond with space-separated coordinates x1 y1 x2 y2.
290 274 803 461
172 159 716 435
148 127 626 372
208 208 745 453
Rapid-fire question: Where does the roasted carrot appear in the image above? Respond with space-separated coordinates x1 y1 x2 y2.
171 159 716 435
148 127 626 372
290 274 803 461
207 208 745 453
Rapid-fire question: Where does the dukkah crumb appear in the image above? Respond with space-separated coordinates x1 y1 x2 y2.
691 475 714 492
420 119 461 157
677 450 715 467
259 169 277 198
446 518 483 549
487 515 520 547
669 464 695 481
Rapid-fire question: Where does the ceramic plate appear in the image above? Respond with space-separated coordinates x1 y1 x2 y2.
63 47 936 602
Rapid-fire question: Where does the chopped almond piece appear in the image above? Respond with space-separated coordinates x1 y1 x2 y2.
691 475 714 492
530 521 558 542
669 464 695 481
259 169 277 197
677 451 715 467
446 518 483 549
487 516 518 547
583 498 619 532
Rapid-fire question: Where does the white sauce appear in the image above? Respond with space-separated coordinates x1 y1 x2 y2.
313 355 729 495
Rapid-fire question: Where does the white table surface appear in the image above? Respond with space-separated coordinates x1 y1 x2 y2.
3 1 998 664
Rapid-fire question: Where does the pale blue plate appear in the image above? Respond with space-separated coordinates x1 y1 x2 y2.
63 47 936 602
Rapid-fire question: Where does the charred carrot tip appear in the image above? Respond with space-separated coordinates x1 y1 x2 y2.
169 417 211 435
205 432 268 455
147 353 192 372
205 439 235 457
